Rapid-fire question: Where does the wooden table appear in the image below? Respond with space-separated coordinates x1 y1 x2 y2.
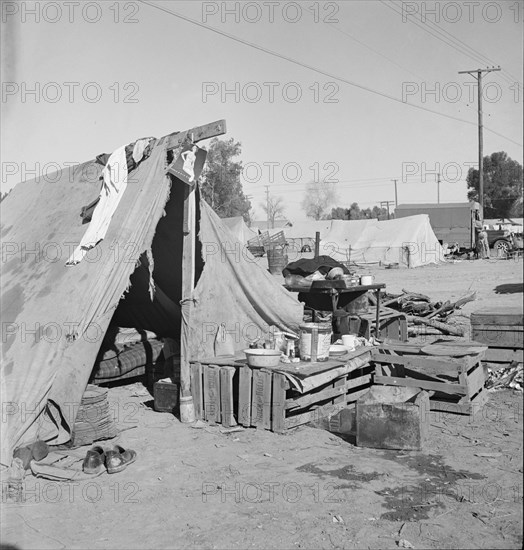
285 283 386 337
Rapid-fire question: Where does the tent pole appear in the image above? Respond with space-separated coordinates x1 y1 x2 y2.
180 184 196 422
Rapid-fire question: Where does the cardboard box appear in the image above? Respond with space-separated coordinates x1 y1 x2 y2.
356 386 429 450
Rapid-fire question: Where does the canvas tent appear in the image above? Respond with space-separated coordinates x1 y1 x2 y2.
221 216 258 244
282 216 444 268
0 128 302 466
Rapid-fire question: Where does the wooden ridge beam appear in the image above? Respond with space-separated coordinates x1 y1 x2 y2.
162 119 227 149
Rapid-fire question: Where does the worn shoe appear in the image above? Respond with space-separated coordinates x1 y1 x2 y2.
13 440 50 470
82 446 106 474
105 445 137 474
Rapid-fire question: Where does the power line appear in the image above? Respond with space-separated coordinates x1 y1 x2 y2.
383 0 523 89
139 0 522 147
328 23 425 80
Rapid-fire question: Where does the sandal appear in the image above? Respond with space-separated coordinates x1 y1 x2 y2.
82 446 106 474
105 445 137 474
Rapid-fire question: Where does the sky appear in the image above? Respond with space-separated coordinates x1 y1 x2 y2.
1 0 523 222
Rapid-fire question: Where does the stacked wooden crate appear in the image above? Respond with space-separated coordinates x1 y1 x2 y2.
371 340 489 415
470 307 523 363
189 349 373 432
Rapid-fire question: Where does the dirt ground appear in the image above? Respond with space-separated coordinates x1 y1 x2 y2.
2 256 523 550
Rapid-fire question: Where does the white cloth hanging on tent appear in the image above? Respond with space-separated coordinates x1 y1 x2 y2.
67 145 128 265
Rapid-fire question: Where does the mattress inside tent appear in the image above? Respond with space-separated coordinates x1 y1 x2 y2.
90 327 165 383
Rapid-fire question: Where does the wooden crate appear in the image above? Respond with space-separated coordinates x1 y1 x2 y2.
371 341 489 415
190 351 373 432
350 310 408 342
470 307 523 363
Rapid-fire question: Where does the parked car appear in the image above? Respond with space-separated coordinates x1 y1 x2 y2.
486 229 514 255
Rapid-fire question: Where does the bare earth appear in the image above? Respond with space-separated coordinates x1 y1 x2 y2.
2 257 523 550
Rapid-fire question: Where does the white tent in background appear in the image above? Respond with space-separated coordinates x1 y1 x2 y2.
321 215 444 267
281 215 444 268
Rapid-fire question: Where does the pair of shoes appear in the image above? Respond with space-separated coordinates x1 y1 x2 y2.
82 445 137 475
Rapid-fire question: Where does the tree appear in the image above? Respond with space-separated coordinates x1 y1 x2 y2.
364 205 392 220
466 151 523 218
302 180 337 220
330 207 349 220
329 203 390 220
261 194 286 229
200 137 252 221
348 202 361 220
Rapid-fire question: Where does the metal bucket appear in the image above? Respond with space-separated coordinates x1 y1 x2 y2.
267 245 288 275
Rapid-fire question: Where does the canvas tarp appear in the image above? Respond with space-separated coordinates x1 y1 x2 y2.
0 138 302 466
221 216 257 244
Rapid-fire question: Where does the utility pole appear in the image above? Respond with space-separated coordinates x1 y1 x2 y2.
458 66 501 224
264 185 270 229
437 173 441 204
391 179 398 207
380 201 395 220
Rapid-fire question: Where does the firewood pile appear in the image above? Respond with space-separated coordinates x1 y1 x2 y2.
376 289 477 337
486 363 523 392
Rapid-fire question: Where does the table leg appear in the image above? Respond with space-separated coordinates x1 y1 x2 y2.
375 289 381 338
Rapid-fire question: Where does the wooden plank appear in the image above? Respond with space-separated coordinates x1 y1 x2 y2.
251 369 272 429
466 363 487 398
471 308 523 326
238 366 252 427
190 362 203 420
220 367 236 427
470 324 524 332
472 328 523 348
346 373 372 389
203 365 221 424
202 365 210 422
400 318 408 342
286 384 347 410
373 343 424 353
373 354 462 374
164 119 227 149
377 363 448 384
193 355 244 366
484 347 523 363
332 377 347 406
284 401 348 430
429 388 489 415
271 372 287 434
374 375 468 395
345 386 372 404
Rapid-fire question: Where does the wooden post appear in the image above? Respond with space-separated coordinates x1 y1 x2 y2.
176 119 227 421
314 232 320 259
179 185 196 422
